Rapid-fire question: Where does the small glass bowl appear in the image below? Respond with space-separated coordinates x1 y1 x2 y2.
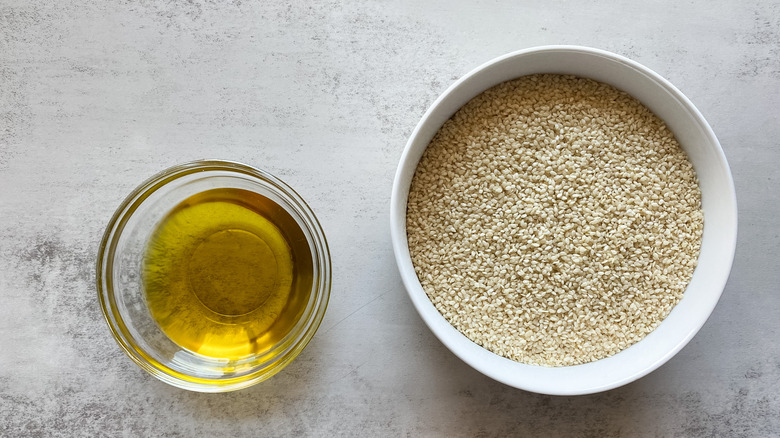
97 160 331 392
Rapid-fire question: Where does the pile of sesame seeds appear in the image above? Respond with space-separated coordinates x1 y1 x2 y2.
406 74 703 367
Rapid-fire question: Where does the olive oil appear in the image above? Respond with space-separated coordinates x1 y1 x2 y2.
142 188 313 359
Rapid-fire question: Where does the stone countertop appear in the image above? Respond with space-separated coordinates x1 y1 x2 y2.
1 1 777 436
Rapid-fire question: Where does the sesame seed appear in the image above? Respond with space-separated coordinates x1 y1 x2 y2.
406 74 704 367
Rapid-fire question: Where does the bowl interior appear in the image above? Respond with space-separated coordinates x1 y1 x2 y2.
98 161 331 392
390 46 737 395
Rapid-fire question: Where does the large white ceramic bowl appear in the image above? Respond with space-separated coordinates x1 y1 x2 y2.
390 46 737 395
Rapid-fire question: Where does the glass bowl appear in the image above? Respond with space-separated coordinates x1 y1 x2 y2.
97 160 331 392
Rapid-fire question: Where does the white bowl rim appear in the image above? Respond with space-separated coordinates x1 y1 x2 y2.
390 45 738 395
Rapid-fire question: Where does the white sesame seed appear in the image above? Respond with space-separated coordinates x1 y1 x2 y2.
406 74 703 367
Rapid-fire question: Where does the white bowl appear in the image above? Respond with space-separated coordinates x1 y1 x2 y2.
390 46 737 395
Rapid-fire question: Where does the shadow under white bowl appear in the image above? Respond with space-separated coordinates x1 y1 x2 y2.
390 46 737 395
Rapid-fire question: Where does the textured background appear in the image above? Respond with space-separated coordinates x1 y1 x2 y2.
1 0 778 436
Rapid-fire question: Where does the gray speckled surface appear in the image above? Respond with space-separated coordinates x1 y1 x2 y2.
1 0 778 436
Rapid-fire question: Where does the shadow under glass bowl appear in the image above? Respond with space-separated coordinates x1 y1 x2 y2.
97 160 331 392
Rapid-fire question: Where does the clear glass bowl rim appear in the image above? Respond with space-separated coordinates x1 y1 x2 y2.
96 159 332 392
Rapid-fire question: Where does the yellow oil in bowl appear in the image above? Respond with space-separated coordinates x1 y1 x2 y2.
143 188 313 360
